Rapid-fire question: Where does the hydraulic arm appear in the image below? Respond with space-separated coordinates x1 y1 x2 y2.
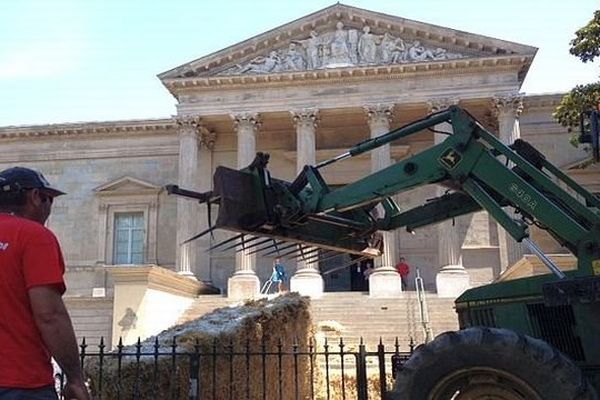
167 106 600 275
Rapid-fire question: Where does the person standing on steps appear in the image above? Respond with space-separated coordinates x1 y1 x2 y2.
0 167 90 400
271 258 287 294
395 256 411 291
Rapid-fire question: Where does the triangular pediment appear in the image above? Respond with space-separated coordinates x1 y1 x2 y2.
94 176 161 195
159 3 536 82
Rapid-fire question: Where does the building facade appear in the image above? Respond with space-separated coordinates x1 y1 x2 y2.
0 4 594 344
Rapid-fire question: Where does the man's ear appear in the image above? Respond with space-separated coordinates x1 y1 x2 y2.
26 188 42 206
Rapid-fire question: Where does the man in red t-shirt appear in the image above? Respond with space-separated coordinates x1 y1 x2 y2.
395 256 410 290
0 167 90 400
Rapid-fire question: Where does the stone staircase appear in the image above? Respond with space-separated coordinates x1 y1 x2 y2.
311 292 458 350
179 291 459 350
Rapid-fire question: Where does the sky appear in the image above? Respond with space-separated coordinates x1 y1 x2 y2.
0 0 598 126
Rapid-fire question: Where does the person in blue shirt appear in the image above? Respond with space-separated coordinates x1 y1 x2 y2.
270 258 287 293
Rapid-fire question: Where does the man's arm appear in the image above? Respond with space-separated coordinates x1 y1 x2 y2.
29 286 90 399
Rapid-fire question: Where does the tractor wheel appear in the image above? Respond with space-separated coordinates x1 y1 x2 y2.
392 327 597 400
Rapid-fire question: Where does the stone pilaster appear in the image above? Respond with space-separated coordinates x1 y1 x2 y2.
490 95 525 272
289 108 324 297
363 104 402 297
427 99 471 297
227 112 261 300
175 115 202 279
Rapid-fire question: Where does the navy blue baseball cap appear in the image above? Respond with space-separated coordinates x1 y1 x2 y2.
0 167 66 197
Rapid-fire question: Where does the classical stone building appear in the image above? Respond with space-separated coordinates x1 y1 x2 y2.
0 4 594 345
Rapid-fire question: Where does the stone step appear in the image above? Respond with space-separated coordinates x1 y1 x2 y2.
180 292 461 346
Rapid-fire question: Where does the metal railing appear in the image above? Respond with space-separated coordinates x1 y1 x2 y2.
56 336 417 400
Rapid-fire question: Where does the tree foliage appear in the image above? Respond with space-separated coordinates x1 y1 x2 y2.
554 10 600 140
569 10 600 63
554 82 600 130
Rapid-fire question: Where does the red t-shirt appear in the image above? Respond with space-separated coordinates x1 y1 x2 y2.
0 214 66 388
396 261 410 277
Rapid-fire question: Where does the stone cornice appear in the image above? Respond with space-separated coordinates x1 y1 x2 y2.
162 55 532 94
0 119 176 140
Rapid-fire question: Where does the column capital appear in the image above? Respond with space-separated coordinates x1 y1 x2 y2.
174 115 216 150
174 114 202 130
363 103 395 124
481 111 499 133
230 112 262 133
426 97 460 113
198 127 217 150
490 94 524 119
291 108 320 129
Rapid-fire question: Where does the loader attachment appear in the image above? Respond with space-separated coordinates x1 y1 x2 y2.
168 152 382 257
210 157 382 256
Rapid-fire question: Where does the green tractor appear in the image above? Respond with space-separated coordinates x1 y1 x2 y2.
168 106 600 399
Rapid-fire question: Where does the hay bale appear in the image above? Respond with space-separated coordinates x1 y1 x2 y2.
85 293 313 399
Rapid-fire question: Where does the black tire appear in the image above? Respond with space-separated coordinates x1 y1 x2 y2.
391 327 597 400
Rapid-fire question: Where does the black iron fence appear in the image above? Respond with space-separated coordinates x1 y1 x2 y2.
56 337 416 400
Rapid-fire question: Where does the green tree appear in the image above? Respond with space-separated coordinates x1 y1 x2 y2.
554 10 600 142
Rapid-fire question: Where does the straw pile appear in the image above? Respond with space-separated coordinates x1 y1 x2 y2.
85 293 313 399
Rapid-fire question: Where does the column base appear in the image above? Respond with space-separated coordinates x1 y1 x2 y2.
368 266 402 298
290 268 324 298
177 270 197 280
436 265 471 298
227 271 260 300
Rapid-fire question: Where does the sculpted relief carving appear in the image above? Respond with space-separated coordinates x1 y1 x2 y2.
220 22 464 76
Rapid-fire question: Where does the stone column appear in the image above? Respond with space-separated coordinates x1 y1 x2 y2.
175 115 202 279
196 127 217 283
364 104 402 297
227 112 261 299
289 108 324 297
427 99 471 297
491 95 525 272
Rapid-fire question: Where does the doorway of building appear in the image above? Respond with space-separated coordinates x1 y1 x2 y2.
320 253 372 292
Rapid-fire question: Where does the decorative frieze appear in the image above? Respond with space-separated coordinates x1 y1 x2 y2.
219 23 464 76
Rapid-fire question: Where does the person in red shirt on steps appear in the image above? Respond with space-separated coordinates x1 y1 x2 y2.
395 256 410 291
0 167 90 400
